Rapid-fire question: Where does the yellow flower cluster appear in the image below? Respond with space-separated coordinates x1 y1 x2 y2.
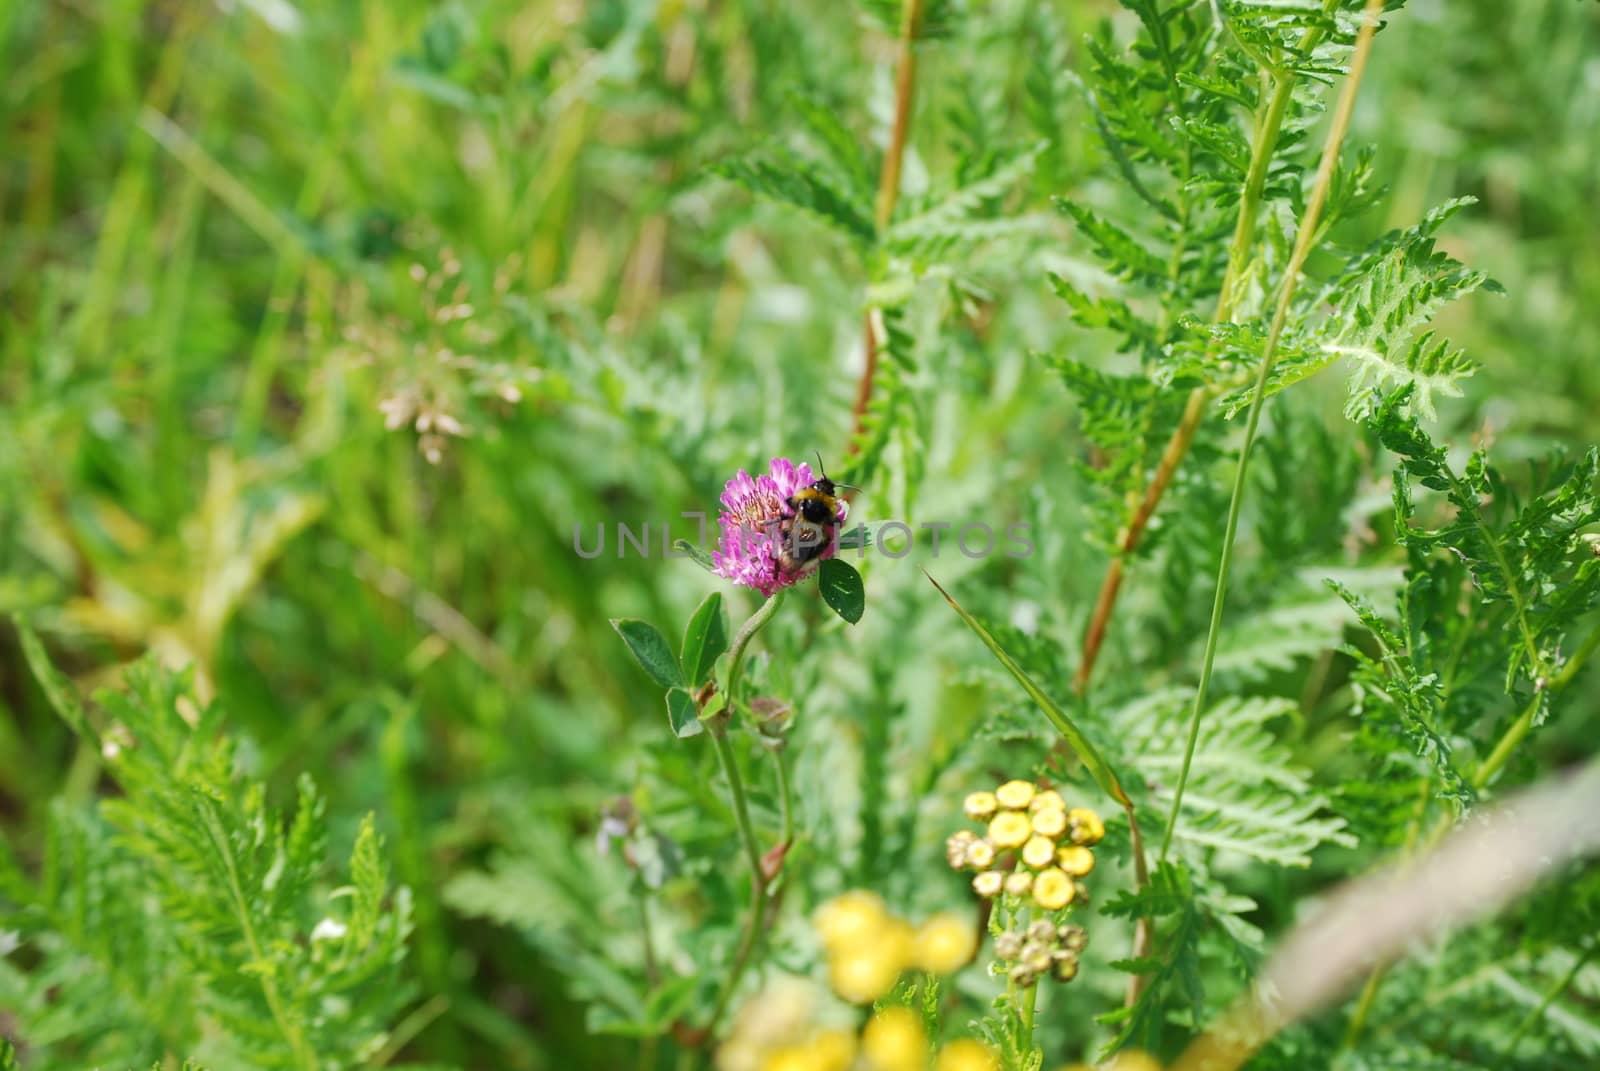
946 780 1103 912
717 976 1000 1071
814 891 976 1004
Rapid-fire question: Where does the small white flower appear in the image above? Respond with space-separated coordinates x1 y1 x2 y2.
311 917 348 942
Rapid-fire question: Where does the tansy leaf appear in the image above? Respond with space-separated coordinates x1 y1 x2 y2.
610 619 684 689
924 571 1132 810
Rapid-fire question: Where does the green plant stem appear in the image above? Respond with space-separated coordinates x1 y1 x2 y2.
1075 0 1340 694
1553 620 1600 690
703 723 767 1035
701 593 786 1040
1503 944 1597 1056
1160 0 1386 863
775 746 794 848
724 591 786 716
198 804 319 1071
711 726 765 882
1020 980 1039 1053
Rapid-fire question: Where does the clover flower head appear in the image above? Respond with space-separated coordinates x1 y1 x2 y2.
712 457 848 597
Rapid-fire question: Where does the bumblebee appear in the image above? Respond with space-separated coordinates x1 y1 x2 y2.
777 455 848 574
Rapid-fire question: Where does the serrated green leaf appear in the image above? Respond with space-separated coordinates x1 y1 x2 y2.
610 618 684 689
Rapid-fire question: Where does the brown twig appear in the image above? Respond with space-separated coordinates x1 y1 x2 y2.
846 0 926 456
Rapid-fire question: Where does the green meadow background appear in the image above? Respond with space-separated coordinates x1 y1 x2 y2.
2 1 1597 1066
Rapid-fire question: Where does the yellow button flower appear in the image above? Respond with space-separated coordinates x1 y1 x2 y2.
830 944 905 1005
1003 870 1034 897
762 1046 813 1071
912 912 977 975
963 791 998 820
934 1038 1000 1071
995 780 1036 810
966 839 996 868
972 870 1004 898
815 891 888 952
1030 807 1068 839
861 1006 927 1071
1020 835 1056 869
1069 807 1105 846
806 1029 857 1071
1057 845 1095 876
1032 867 1076 910
1029 789 1066 814
987 811 1031 849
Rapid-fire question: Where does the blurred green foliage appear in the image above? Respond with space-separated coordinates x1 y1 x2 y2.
0 1 1597 1068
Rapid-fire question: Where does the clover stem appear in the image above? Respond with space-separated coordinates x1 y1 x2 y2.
702 592 787 1039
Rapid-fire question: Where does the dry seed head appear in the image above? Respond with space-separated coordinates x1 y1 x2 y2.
1003 870 1034 897
972 870 1004 898
966 839 996 869
945 830 977 869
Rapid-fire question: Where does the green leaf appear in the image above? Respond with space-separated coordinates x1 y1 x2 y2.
673 538 715 572
710 149 875 245
17 621 94 739
681 592 729 687
818 559 865 624
664 687 703 739
610 619 684 689
923 571 1131 809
